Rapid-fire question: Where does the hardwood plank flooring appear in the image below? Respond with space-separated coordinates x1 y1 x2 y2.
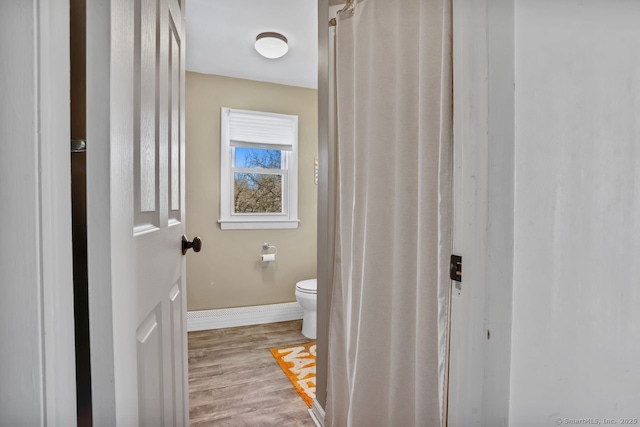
188 320 317 427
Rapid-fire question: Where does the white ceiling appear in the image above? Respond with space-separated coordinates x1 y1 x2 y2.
185 0 318 89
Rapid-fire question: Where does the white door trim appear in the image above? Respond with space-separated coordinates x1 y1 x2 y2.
447 0 515 425
39 1 78 423
0 0 77 425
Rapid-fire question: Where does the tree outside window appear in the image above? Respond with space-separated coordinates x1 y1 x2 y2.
234 148 283 213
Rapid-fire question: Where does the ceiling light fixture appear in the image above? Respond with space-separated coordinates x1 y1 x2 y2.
255 32 289 59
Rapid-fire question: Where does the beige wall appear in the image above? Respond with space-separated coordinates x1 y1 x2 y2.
185 72 317 311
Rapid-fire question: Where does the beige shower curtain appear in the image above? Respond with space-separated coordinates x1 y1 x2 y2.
326 0 452 425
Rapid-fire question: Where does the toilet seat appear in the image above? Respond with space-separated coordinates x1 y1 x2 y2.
295 279 317 294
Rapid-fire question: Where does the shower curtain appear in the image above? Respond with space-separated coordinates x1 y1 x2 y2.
326 0 452 426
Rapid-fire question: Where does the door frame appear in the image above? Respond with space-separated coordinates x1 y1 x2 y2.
315 0 331 418
0 0 77 425
447 0 515 425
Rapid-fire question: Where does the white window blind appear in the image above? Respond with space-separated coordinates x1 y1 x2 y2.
226 108 297 151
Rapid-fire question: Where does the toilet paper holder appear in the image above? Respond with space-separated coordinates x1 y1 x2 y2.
261 243 278 262
261 242 278 254
262 242 278 255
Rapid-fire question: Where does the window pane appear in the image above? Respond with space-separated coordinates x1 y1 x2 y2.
234 147 282 169
234 173 283 213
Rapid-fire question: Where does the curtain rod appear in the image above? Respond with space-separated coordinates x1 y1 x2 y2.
328 0 355 27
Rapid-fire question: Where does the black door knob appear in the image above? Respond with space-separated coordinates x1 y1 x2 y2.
182 235 202 255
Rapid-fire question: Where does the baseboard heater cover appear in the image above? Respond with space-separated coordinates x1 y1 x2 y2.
187 302 303 331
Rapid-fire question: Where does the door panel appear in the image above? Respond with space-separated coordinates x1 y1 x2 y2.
169 22 181 217
135 0 160 222
169 282 185 426
136 311 164 427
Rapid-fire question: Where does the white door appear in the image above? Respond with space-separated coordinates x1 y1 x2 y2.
86 0 190 425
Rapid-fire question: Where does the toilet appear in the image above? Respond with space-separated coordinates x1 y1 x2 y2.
295 278 317 339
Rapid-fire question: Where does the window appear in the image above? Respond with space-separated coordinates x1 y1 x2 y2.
218 108 299 230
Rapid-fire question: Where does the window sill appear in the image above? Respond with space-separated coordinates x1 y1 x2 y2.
217 219 300 230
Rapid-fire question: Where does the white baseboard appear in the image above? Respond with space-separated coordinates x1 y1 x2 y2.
309 398 325 427
187 302 303 332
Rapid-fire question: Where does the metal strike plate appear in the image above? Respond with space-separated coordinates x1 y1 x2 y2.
450 254 462 283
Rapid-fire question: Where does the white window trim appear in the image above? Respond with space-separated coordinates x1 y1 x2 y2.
219 107 299 230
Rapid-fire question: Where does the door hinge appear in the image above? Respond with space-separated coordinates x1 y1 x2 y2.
450 254 462 282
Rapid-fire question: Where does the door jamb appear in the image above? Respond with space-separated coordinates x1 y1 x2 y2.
1 0 78 424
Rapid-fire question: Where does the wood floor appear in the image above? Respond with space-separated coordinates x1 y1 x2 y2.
188 320 317 427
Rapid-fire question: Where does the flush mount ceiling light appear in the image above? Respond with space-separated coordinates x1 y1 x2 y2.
255 32 289 59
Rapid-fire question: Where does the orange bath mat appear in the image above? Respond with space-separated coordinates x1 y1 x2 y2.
270 341 316 408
